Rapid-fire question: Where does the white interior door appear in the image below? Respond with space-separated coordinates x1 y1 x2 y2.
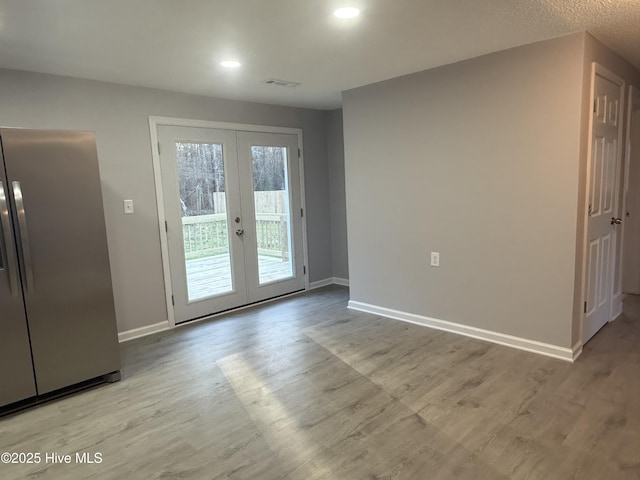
583 66 625 344
158 125 305 324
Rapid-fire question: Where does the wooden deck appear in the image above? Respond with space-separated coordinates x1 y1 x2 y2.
186 253 293 300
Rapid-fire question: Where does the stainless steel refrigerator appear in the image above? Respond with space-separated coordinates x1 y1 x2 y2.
0 128 120 410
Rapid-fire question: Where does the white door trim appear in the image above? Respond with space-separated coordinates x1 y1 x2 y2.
578 63 626 346
148 116 310 328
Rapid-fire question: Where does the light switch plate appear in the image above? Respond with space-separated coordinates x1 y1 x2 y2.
430 252 440 267
124 199 134 214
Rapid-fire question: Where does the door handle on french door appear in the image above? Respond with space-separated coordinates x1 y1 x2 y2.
0 181 20 296
12 181 34 294
611 217 622 225
235 228 244 236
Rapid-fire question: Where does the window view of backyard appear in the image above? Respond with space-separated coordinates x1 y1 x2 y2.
251 145 293 284
176 142 293 302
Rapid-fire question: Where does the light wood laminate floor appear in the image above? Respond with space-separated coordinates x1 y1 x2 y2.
1 286 639 479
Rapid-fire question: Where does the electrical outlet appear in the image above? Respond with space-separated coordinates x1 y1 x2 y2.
430 252 440 267
124 199 134 214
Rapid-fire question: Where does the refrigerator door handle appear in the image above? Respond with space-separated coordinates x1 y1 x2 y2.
12 181 34 294
0 181 20 296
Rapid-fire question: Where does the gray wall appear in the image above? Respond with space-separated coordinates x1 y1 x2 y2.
622 109 640 293
342 34 586 348
573 34 640 344
0 68 333 333
326 109 349 280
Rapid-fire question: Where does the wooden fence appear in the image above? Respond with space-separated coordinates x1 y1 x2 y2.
206 191 287 214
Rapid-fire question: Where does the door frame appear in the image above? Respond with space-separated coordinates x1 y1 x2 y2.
149 116 309 328
578 63 626 346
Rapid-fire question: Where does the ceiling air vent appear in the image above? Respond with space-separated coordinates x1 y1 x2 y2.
264 79 301 88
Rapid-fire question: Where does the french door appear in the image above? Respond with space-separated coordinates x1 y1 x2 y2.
158 125 305 323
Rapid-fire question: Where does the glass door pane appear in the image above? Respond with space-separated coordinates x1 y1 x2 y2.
176 142 233 301
250 146 294 285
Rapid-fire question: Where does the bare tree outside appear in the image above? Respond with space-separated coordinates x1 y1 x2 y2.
251 146 286 192
176 142 225 216
176 143 286 215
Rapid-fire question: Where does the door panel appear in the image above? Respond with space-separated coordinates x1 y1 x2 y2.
158 126 247 323
586 239 598 316
598 233 611 307
1 129 120 395
589 137 603 217
237 132 305 302
584 71 624 344
0 163 36 407
603 139 616 214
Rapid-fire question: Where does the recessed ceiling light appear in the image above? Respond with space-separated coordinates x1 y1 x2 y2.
220 60 241 68
334 7 360 19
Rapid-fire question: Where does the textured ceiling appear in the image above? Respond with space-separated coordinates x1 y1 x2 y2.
0 0 638 109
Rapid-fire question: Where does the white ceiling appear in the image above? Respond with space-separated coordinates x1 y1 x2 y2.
0 0 638 110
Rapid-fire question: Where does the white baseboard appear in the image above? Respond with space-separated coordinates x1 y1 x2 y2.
309 278 334 289
571 341 583 361
611 293 624 321
309 277 350 289
348 300 576 362
118 321 170 343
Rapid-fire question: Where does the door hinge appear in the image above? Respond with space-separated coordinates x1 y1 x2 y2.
298 148 301 158
171 295 175 306
301 208 304 217
584 301 587 313
303 265 306 275
158 142 161 155
165 220 168 232
593 99 597 113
